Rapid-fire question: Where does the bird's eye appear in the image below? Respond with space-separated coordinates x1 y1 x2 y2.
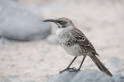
59 21 64 24
57 20 67 25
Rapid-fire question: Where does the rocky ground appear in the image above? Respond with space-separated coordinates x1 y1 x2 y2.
0 0 124 82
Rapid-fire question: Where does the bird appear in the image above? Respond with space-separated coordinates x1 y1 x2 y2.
43 17 112 77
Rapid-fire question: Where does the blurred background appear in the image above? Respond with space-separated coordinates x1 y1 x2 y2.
0 0 124 82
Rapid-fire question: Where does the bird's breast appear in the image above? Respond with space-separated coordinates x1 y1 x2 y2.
56 29 71 43
56 29 84 56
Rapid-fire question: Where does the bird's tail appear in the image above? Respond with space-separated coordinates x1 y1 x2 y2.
90 55 113 77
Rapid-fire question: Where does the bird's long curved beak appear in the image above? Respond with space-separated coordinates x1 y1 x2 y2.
43 19 56 22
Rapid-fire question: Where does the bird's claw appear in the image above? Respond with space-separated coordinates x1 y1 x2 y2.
59 67 79 74
59 69 66 74
69 68 80 72
67 67 76 71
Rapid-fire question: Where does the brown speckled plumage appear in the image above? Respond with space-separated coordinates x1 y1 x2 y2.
43 17 112 77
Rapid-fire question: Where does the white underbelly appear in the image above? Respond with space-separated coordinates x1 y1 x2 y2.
61 44 83 56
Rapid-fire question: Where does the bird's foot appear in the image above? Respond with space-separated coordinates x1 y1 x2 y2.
59 67 78 74
69 68 80 72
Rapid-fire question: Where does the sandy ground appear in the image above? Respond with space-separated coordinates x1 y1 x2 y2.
0 0 124 82
0 25 124 82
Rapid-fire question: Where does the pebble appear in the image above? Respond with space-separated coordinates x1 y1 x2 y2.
46 34 58 44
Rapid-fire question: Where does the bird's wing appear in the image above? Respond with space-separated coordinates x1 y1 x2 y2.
71 28 98 55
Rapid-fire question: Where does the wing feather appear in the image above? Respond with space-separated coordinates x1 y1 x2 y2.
71 28 98 55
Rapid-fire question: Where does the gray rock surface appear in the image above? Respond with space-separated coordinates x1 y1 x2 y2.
48 69 124 82
106 57 124 73
48 70 77 82
0 0 51 40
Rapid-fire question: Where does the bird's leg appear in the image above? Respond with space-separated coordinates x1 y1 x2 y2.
59 56 77 73
69 55 86 72
77 55 86 70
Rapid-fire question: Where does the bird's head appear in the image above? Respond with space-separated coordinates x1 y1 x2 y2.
43 17 74 29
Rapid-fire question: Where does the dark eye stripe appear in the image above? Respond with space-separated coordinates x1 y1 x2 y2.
59 21 67 25
58 21 64 23
60 21 64 23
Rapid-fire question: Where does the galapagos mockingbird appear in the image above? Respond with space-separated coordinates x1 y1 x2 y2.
43 17 112 77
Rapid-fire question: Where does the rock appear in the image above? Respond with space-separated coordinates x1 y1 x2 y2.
106 57 124 73
48 69 77 82
0 0 51 41
48 69 124 82
71 69 112 82
46 34 58 44
121 71 124 76
113 73 124 82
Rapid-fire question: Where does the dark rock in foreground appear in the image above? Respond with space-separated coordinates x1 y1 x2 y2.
0 0 51 41
48 69 124 82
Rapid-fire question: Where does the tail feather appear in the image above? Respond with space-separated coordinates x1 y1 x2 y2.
90 56 113 77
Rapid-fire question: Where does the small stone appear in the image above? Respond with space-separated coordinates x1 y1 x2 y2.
46 34 58 44
51 26 57 34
